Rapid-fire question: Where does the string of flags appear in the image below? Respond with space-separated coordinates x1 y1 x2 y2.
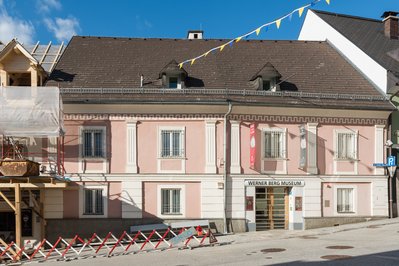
179 0 331 68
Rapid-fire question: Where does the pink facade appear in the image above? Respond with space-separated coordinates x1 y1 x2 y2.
143 182 201 219
322 182 371 216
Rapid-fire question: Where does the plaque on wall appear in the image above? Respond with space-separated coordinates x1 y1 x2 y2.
246 196 254 211
295 197 302 211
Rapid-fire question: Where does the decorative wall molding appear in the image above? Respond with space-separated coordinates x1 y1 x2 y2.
65 113 387 126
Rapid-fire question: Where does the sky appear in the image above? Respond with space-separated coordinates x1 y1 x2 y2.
0 0 398 45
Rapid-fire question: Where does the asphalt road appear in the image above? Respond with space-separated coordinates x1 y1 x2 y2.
11 218 399 266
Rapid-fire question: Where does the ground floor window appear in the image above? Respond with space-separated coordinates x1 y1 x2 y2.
79 184 108 218
337 188 354 213
84 188 104 215
161 189 181 215
157 184 185 218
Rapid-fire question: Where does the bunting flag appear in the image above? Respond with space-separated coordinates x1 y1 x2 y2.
179 0 328 67
298 7 305 17
276 19 282 29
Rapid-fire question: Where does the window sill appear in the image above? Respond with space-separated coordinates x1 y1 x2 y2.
81 157 107 160
158 157 186 160
334 158 359 162
262 158 288 161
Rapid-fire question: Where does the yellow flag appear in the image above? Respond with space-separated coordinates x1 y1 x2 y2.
298 7 305 17
255 27 261 36
326 0 330 4
276 19 281 29
204 51 210 57
235 37 242 42
220 45 226 51
191 59 195 65
179 63 183 69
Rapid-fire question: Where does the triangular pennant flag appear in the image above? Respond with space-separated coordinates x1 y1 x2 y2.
276 19 281 29
220 45 226 51
204 51 210 57
311 1 316 6
229 42 233 47
264 26 269 32
326 0 330 4
289 13 293 21
191 59 195 65
235 37 242 42
245 34 250 39
256 27 261 36
298 7 305 17
179 63 183 69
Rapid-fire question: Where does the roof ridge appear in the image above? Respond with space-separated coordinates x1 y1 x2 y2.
311 9 381 23
73 36 327 44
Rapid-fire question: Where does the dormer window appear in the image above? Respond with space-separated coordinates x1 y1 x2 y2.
250 62 281 91
160 60 187 89
168 76 179 89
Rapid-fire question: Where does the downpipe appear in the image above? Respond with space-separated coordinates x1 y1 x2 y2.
223 101 232 234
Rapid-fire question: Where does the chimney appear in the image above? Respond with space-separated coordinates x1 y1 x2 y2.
382 11 399 39
187 30 204 40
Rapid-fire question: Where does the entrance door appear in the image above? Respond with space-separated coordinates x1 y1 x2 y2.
255 187 289 230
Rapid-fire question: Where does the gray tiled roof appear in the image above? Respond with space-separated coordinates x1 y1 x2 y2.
46 36 393 110
312 10 399 87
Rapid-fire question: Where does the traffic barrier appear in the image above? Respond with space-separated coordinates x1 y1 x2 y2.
0 221 218 264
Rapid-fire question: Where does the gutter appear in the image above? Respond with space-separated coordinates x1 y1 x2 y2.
223 100 232 234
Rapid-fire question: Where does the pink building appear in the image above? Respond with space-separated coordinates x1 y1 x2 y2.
15 34 394 239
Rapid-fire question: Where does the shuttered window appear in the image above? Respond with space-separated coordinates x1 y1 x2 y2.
264 130 285 159
160 130 184 158
82 128 105 158
337 188 354 213
336 132 357 160
84 189 104 215
161 189 181 214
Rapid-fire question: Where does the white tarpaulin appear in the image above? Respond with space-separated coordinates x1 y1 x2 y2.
0 86 64 137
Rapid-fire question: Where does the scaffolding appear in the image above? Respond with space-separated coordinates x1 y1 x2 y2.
0 86 67 250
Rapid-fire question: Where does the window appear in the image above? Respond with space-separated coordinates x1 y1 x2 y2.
264 130 285 159
161 189 181 215
160 129 184 158
168 77 178 89
82 128 105 158
84 188 104 215
337 188 354 213
263 80 271 91
336 132 357 160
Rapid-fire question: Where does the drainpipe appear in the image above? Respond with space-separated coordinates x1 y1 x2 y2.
223 101 232 234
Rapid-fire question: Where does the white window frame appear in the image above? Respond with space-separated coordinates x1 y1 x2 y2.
333 185 357 216
157 184 185 219
158 126 185 159
260 127 287 174
79 184 108 218
80 126 107 159
261 128 287 160
334 129 358 160
167 76 182 89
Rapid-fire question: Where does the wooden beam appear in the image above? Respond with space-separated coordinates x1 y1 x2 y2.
40 189 46 240
0 183 68 189
0 191 16 211
15 183 22 248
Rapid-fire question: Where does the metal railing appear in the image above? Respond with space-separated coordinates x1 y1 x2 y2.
60 88 389 102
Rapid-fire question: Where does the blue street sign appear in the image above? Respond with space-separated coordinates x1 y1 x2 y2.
373 156 397 167
388 156 396 166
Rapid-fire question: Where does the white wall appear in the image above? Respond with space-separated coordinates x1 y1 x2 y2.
299 10 388 94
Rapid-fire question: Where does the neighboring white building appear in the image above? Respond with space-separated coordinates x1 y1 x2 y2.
299 10 399 94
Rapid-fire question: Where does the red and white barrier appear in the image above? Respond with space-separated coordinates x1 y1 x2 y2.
0 222 218 263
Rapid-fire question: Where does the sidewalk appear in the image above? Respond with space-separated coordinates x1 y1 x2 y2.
217 217 399 245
